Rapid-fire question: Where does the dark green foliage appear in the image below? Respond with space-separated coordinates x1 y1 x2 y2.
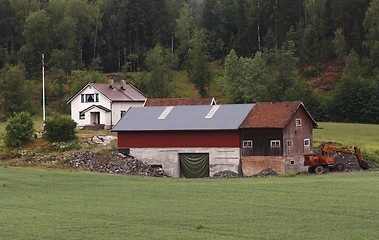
1 65 31 119
145 45 176 98
4 112 34 148
68 70 107 96
0 0 378 124
332 75 379 124
188 29 211 97
44 115 77 143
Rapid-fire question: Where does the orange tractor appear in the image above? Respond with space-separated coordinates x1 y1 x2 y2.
304 144 373 174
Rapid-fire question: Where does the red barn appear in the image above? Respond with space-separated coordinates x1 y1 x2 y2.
112 102 317 177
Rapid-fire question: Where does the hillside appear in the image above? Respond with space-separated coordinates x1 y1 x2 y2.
310 59 345 92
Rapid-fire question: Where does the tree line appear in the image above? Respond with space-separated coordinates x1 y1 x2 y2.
0 0 378 123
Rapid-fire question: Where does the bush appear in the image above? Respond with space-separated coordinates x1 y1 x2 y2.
4 112 34 147
44 115 77 142
51 140 81 152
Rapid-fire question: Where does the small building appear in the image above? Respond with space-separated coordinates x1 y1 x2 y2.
239 102 317 175
112 101 317 177
67 80 146 129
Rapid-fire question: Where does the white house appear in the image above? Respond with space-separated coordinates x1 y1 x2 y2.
67 80 146 129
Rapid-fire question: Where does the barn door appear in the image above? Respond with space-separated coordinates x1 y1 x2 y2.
179 153 209 178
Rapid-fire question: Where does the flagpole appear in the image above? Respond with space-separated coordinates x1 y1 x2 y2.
42 54 46 127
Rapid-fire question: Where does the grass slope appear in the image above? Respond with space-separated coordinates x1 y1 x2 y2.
314 122 379 163
1 166 378 240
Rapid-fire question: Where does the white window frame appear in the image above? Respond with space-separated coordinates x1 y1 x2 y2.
287 140 293 147
304 138 310 147
121 110 127 118
79 112 85 119
81 93 99 103
296 118 302 126
242 140 253 149
270 140 281 148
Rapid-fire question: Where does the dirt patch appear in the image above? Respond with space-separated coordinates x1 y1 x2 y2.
310 59 344 92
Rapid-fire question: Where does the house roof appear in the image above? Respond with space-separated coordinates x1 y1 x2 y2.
81 105 111 113
112 104 255 132
67 81 147 103
144 97 216 106
239 101 317 128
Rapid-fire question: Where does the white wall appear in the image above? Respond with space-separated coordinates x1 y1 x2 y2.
70 85 111 127
129 147 241 177
70 85 144 128
112 102 144 126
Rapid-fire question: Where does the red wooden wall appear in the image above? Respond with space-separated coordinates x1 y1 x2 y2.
117 130 240 148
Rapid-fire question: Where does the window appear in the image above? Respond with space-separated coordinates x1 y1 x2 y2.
81 93 99 103
304 139 310 147
121 111 126 118
296 118 302 126
79 112 85 119
290 160 295 165
243 140 253 148
287 140 293 147
270 140 281 148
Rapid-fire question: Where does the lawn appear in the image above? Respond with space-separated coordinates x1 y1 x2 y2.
314 122 379 163
1 166 378 240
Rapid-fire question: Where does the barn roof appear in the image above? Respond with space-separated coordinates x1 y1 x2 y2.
239 101 317 128
144 97 216 106
112 104 255 131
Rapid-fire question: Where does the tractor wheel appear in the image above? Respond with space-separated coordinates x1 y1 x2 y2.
335 163 345 172
314 166 325 174
308 166 316 173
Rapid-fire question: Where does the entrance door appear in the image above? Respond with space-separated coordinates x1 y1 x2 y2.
179 153 209 178
90 112 100 124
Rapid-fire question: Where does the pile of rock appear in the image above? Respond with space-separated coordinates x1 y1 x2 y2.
211 170 240 178
254 168 279 177
65 151 168 177
333 152 362 171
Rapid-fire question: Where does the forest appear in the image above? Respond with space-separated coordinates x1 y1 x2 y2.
0 0 378 124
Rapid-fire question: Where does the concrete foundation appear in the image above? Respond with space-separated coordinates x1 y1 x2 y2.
241 155 308 176
130 148 240 177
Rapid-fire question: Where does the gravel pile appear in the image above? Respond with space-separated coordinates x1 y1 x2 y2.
64 151 169 177
333 152 362 171
211 170 240 178
254 168 279 177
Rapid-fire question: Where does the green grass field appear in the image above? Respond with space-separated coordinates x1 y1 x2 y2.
314 122 379 163
1 166 378 240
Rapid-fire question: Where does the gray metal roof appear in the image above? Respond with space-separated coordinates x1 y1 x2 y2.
112 104 255 131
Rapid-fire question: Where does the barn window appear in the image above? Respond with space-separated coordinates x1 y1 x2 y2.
270 140 281 148
79 112 85 119
290 160 295 165
304 139 310 146
243 140 253 148
296 118 302 126
287 140 293 147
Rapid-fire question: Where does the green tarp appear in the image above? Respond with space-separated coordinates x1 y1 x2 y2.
179 153 209 178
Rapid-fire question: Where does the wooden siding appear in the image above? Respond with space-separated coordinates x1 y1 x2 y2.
282 106 314 156
240 106 314 157
240 128 283 156
117 130 240 148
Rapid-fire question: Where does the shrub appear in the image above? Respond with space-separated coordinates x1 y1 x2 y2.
51 140 81 152
4 111 34 147
44 115 77 142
